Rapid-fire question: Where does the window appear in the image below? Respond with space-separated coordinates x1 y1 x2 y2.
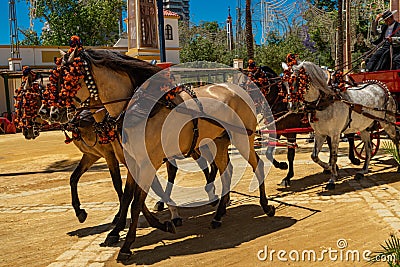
165 24 173 40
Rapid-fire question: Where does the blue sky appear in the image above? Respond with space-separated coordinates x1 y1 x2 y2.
0 0 256 45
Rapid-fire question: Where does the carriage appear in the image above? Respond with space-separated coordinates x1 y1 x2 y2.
349 69 400 159
254 68 400 161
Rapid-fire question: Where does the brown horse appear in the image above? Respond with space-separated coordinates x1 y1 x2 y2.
45 47 275 260
15 70 124 223
22 69 218 227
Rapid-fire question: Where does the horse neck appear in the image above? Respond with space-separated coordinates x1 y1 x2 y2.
92 65 133 117
304 84 321 103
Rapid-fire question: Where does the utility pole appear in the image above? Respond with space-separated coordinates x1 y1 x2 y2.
227 7 234 50
9 0 22 71
345 0 351 70
337 0 344 69
236 0 243 48
9 0 19 59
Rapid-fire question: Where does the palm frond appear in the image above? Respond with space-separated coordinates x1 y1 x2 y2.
370 233 400 266
382 141 400 165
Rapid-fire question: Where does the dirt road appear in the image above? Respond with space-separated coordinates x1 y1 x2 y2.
0 131 399 267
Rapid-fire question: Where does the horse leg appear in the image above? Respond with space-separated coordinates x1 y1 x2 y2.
210 138 231 229
104 171 175 246
325 136 340 174
311 134 329 172
280 134 296 187
70 153 99 223
380 116 400 173
355 130 372 180
266 133 288 170
118 161 167 261
153 160 177 212
196 144 219 205
234 133 275 216
206 161 219 206
346 133 361 165
118 186 148 261
151 159 183 227
103 171 136 246
104 154 123 224
326 134 340 190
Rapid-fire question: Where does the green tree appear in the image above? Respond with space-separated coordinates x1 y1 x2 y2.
255 32 315 74
19 29 40 45
25 0 125 46
179 21 237 66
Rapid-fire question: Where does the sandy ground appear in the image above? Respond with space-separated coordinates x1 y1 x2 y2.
0 131 399 267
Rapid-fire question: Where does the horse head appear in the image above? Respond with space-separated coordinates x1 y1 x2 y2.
43 37 161 123
14 67 46 139
239 65 286 116
281 61 332 111
40 47 88 123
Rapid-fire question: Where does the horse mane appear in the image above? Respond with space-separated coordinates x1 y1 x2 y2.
296 61 334 95
82 49 162 89
260 66 278 77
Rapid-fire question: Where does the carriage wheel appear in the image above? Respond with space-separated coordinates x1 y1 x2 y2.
353 131 380 160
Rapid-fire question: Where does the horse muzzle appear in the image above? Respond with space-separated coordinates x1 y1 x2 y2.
39 104 50 120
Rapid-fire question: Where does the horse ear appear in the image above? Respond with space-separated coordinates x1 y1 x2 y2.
281 62 289 70
59 50 66 57
325 70 331 85
67 49 76 64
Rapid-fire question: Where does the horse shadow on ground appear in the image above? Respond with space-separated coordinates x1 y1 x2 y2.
66 204 297 265
67 222 114 237
275 157 399 197
45 159 112 172
117 204 296 265
0 159 112 177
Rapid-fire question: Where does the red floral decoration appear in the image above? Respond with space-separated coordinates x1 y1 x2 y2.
42 35 85 109
94 122 117 145
162 84 183 101
242 66 271 98
281 54 310 103
14 67 41 129
331 71 346 92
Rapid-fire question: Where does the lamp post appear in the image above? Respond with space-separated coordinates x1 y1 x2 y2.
157 0 166 62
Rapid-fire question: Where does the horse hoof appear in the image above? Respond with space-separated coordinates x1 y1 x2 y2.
117 251 132 262
323 169 331 174
355 173 364 180
263 205 276 217
102 234 120 246
351 158 361 165
211 219 222 229
172 217 183 227
77 210 87 223
278 162 288 170
165 221 176 234
325 182 336 190
279 179 290 187
154 201 165 212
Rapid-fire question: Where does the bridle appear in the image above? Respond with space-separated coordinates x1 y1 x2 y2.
14 69 45 136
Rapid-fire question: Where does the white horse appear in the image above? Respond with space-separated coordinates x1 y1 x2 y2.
283 61 399 189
